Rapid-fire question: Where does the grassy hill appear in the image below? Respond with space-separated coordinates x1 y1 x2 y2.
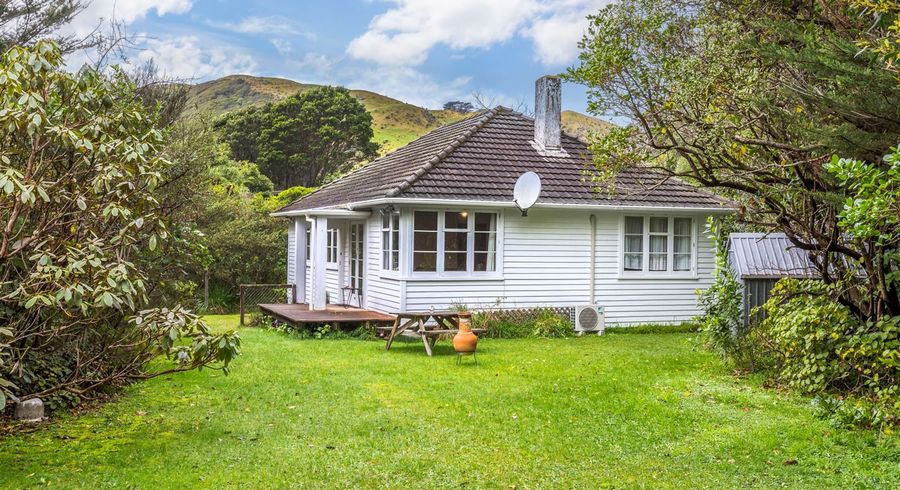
186 75 615 154
186 75 467 154
561 110 615 141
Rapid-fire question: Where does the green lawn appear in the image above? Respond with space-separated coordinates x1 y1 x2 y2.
1 315 897 488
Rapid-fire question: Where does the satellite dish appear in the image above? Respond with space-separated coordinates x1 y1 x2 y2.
513 171 541 216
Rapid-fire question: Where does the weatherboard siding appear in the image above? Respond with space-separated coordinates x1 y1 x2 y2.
286 207 715 325
364 214 401 313
401 208 715 325
592 212 715 324
286 222 296 303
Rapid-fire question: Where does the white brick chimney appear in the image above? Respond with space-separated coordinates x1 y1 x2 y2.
533 75 562 153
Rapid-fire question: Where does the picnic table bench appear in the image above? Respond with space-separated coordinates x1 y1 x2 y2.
379 310 486 356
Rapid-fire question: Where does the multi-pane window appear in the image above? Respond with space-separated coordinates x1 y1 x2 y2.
623 216 694 274
411 210 498 274
649 217 668 271
326 228 338 264
305 225 311 263
443 211 468 272
474 213 497 272
413 211 438 272
381 210 400 271
623 216 644 271
673 218 692 271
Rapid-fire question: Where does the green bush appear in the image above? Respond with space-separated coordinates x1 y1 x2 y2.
759 279 899 428
695 217 747 362
473 308 574 339
265 319 377 340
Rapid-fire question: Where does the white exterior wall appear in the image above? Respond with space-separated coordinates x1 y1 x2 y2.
287 207 715 324
592 211 715 324
402 207 715 325
305 264 311 303
286 221 296 301
364 214 402 312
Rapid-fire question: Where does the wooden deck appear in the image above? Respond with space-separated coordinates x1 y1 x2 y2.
258 303 395 326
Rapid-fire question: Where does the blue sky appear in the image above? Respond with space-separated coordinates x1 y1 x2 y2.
64 1 614 113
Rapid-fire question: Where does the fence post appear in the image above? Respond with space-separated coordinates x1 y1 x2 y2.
239 285 245 326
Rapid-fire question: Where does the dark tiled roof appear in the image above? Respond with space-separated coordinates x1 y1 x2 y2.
277 108 731 213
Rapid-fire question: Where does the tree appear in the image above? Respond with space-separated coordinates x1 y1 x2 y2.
0 43 239 411
443 100 474 113
216 105 263 163
567 0 900 322
198 188 287 296
0 1 89 53
849 0 900 77
217 87 378 189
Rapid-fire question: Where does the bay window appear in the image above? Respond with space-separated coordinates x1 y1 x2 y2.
381 209 400 271
473 213 497 271
413 211 438 272
411 210 498 275
622 216 695 275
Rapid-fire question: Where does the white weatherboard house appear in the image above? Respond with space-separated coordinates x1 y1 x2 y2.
272 77 734 325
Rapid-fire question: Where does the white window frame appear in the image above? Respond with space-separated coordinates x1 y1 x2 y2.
326 227 339 267
305 225 311 265
381 209 400 273
618 215 698 279
403 207 504 280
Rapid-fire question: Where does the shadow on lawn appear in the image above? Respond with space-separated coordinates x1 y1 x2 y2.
380 336 488 360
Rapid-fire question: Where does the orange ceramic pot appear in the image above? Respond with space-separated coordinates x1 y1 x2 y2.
453 312 478 353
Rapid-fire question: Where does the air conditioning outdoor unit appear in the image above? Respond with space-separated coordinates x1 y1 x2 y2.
575 305 605 335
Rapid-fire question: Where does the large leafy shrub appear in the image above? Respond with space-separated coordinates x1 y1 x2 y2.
0 43 240 412
759 279 899 428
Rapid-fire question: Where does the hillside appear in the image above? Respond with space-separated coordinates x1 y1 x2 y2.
186 75 615 154
561 110 615 141
186 75 468 154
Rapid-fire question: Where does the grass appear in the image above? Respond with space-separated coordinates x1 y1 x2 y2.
1 315 897 488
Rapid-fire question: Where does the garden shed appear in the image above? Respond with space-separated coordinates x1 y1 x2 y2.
727 233 818 325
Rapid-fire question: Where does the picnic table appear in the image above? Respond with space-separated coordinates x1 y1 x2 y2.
380 310 485 356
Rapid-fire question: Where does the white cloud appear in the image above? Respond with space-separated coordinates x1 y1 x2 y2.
347 0 612 67
347 0 539 66
63 0 193 37
271 39 293 55
207 16 315 39
346 66 473 108
523 0 611 65
131 35 256 80
295 52 335 73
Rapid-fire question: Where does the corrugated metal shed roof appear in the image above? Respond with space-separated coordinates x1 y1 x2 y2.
728 233 819 279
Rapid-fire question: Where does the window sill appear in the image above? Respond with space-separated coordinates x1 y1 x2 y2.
403 274 504 282
617 272 699 280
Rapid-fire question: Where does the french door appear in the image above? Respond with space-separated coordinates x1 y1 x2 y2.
349 222 365 303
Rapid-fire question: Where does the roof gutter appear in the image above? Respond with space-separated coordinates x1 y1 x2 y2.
270 206 372 218
344 197 736 214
